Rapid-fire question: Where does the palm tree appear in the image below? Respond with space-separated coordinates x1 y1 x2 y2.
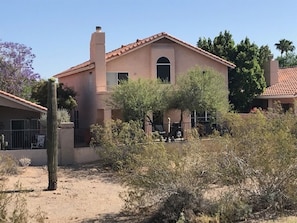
275 39 295 57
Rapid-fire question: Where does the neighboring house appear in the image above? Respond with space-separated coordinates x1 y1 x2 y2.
54 26 235 142
257 59 297 112
0 90 47 149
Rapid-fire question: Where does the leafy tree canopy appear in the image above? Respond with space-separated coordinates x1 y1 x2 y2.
230 38 266 111
276 52 297 68
275 39 295 57
31 79 77 111
166 66 229 122
197 31 269 112
0 41 40 99
109 79 168 122
274 39 297 68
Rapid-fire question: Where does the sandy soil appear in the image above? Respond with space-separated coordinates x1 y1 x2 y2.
2 164 127 223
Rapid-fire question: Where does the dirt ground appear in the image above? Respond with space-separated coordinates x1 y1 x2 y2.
2 164 128 223
3 164 297 223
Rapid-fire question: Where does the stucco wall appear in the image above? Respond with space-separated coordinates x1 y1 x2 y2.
59 71 97 129
107 45 152 80
173 43 228 84
0 147 99 166
73 147 99 164
0 106 41 133
106 42 228 85
0 149 47 166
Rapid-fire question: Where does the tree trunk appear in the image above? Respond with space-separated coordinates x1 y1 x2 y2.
47 78 58 190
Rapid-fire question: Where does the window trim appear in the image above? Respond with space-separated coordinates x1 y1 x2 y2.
156 57 171 83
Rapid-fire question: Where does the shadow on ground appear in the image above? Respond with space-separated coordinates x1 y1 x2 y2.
80 212 149 223
58 161 121 184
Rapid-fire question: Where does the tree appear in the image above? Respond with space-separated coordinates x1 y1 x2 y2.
167 66 229 124
197 31 268 112
198 30 235 62
229 38 266 112
275 39 295 58
46 78 58 191
197 37 213 54
109 79 168 123
0 41 40 99
31 80 77 111
276 52 297 68
259 45 273 67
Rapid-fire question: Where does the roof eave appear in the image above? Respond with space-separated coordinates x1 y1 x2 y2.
54 63 95 78
258 94 297 99
106 41 155 62
107 34 236 69
164 35 236 69
0 94 47 113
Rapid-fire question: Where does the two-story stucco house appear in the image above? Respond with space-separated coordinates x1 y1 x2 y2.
54 26 235 142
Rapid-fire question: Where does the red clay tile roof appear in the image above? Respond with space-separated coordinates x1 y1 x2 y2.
54 61 95 78
55 32 235 78
0 90 47 112
106 32 236 68
260 67 297 98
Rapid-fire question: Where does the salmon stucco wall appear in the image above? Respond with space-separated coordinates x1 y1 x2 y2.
106 45 152 80
59 70 97 130
173 43 228 84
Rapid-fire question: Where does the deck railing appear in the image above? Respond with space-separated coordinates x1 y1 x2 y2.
0 129 46 150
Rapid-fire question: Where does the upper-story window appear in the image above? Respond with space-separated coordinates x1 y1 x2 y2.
157 57 170 83
106 72 128 90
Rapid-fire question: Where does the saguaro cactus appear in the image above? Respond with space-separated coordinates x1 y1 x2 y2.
47 78 58 190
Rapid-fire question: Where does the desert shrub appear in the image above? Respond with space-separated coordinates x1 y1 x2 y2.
0 154 18 176
120 140 215 222
40 108 70 127
209 108 297 220
216 191 252 222
0 183 10 222
90 119 211 221
0 182 29 223
9 191 29 223
0 156 46 223
90 119 149 170
18 158 31 167
91 108 297 222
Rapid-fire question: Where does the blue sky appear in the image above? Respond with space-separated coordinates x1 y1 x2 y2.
1 0 297 79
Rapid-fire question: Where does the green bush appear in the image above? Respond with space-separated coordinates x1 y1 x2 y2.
40 108 70 127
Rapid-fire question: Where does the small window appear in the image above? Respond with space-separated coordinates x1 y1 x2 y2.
106 72 128 89
118 72 128 84
157 57 170 83
281 103 291 112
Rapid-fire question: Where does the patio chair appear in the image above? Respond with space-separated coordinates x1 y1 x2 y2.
154 124 166 137
31 134 45 149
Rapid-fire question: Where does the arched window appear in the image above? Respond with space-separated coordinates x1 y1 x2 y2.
157 57 170 83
